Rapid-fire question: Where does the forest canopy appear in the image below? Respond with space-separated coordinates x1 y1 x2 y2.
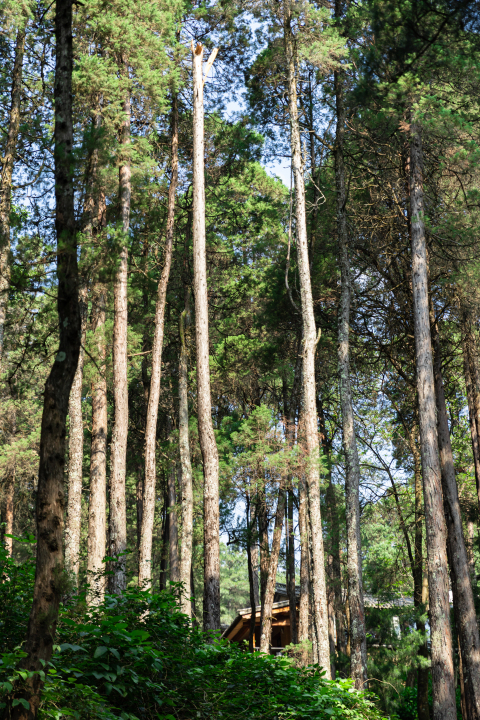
1 0 480 719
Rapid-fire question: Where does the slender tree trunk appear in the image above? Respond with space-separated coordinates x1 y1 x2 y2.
260 489 286 653
461 312 480 512
138 94 178 588
298 476 310 663
0 25 26 366
334 65 367 688
409 123 456 720
2 467 15 556
179 293 193 614
136 468 143 553
168 466 180 583
258 482 269 607
64 286 87 580
8 3 81 715
286 488 298 645
406 425 430 720
192 42 220 633
246 495 258 652
284 7 330 677
160 485 169 591
432 306 480 720
87 282 107 604
109 71 131 594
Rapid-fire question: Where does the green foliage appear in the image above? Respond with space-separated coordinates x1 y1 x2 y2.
0 545 386 720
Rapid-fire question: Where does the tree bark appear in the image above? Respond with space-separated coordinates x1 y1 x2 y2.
87 282 107 604
246 494 258 652
409 123 456 720
109 67 131 594
259 489 286 653
432 306 480 720
192 42 220 633
178 293 193 614
168 465 180 583
284 6 330 676
461 312 480 512
64 286 87 580
138 94 178 588
0 25 26 367
298 476 310 663
334 65 367 688
2 467 15 556
8 2 81 715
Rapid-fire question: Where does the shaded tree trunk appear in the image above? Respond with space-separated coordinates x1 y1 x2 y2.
138 94 178 588
109 70 131 594
258 481 269 607
192 42 220 633
334 63 367 688
159 483 169 591
178 293 193 615
409 123 456 720
260 489 286 653
246 494 258 652
298 476 310 663
0 25 26 366
2 467 15 556
168 465 180 583
284 6 330 676
8 3 81 715
87 282 108 604
432 305 480 720
461 312 480 513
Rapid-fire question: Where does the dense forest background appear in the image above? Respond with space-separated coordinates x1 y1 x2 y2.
2 0 480 719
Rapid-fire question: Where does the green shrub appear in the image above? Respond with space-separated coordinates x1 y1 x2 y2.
0 543 386 720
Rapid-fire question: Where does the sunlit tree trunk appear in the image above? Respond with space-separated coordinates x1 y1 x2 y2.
87 281 107 604
138 93 178 588
409 123 456 720
179 293 193 614
284 6 330 676
192 41 220 633
431 305 480 720
2 466 15 556
260 489 286 653
0 25 26 366
109 66 131 594
286 488 298 645
461 312 480 513
8 3 81 715
333 63 367 688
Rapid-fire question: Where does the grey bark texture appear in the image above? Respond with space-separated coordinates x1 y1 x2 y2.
87 282 108 604
284 6 330 676
334 65 367 688
461 311 480 511
109 78 131 594
8 2 81 716
409 123 456 720
138 94 178 588
178 295 193 615
192 42 221 633
432 307 480 720
298 475 309 646
168 466 180 583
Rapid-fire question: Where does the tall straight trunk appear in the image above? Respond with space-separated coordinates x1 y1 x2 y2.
109 72 131 594
0 25 26 365
192 42 220 633
159 485 169 591
259 489 286 653
138 94 178 588
286 488 298 645
168 466 180 583
64 286 87 579
179 294 193 614
284 7 330 677
298 476 310 658
87 282 107 604
334 65 367 688
461 313 480 511
467 518 477 583
409 123 456 720
431 307 480 720
258 482 269 606
9 3 81 716
406 425 430 720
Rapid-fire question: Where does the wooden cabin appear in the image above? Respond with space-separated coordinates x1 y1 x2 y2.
222 584 299 653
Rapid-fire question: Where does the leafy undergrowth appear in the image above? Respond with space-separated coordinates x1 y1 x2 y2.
0 546 387 720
